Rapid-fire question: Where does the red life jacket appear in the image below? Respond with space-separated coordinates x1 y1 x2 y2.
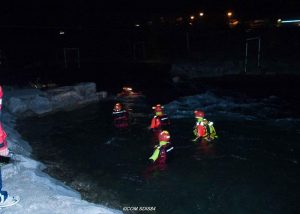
112 109 129 128
196 122 207 137
150 115 170 129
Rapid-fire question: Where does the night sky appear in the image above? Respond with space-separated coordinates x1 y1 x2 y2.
1 0 299 27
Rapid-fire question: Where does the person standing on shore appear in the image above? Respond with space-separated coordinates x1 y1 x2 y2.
0 125 9 157
0 124 9 203
0 85 9 205
0 85 20 207
0 123 19 207
0 85 7 157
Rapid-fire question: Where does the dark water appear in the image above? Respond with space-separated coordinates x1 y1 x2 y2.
16 92 300 214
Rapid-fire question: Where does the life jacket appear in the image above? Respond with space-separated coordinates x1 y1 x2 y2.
194 119 218 141
149 140 173 163
112 109 129 128
150 114 170 129
159 140 170 147
206 121 217 140
149 146 167 164
194 121 207 138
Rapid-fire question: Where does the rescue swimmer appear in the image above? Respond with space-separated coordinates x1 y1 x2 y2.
149 130 173 164
193 110 218 143
150 104 170 131
112 103 129 130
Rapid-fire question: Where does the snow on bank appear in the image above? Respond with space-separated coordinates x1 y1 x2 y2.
164 91 288 120
1 86 122 213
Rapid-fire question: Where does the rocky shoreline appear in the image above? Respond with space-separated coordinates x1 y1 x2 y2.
4 82 109 117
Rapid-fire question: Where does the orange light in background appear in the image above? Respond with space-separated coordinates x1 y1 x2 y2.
190 15 195 20
229 19 239 28
123 87 133 91
227 12 233 18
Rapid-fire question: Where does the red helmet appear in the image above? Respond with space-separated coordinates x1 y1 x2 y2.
159 130 170 142
152 104 164 113
194 110 204 118
114 103 122 111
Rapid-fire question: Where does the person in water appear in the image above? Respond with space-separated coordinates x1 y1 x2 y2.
150 104 170 131
193 110 218 142
112 103 129 130
144 130 173 179
149 130 173 164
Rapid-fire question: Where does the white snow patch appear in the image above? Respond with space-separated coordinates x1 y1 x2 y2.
164 91 283 120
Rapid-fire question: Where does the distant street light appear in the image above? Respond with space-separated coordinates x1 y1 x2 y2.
199 12 204 17
59 30 65 35
281 19 300 23
135 24 140 27
276 18 300 27
190 15 195 20
227 12 233 18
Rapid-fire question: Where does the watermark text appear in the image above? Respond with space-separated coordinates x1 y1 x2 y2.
123 206 156 212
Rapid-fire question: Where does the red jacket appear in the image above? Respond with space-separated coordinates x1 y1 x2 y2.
150 115 170 129
150 117 161 129
0 124 8 156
